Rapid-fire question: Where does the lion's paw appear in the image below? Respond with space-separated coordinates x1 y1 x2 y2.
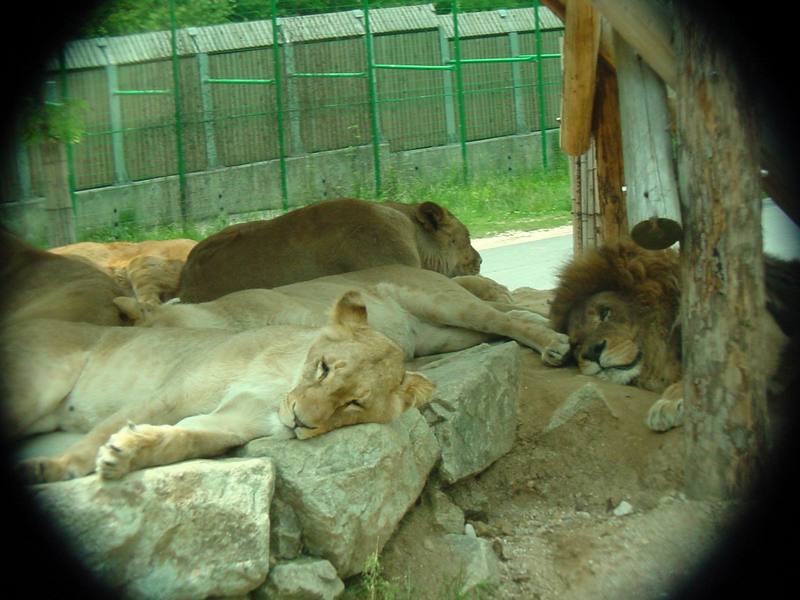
541 333 571 367
96 423 161 480
645 397 684 432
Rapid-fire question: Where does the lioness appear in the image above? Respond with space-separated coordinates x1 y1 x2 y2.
3 292 435 483
116 265 571 364
178 198 482 302
51 238 197 308
0 229 129 326
549 240 796 431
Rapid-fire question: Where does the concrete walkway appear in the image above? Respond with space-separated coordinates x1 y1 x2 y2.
477 199 799 291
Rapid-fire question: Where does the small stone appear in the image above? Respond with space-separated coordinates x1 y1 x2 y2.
492 538 510 561
469 520 495 538
464 523 477 538
613 500 634 517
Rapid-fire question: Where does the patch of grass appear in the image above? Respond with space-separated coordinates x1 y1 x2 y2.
386 165 572 239
73 166 571 243
76 217 224 244
344 552 415 600
343 550 498 600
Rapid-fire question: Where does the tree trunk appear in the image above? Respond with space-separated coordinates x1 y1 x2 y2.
675 6 768 499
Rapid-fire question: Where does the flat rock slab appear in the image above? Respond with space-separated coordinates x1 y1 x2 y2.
416 342 520 484
31 458 275 599
238 407 440 578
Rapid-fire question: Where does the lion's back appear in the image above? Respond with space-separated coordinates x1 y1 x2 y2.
178 199 423 302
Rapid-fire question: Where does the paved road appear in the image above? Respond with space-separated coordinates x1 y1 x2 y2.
480 198 800 291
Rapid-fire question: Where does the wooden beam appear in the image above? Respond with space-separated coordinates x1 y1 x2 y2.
675 5 768 499
559 0 601 156
614 32 681 249
592 59 628 244
588 0 676 87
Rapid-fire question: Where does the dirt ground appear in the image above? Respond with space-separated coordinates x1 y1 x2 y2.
370 345 742 600
345 232 779 600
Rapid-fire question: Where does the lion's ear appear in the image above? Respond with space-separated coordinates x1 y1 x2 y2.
330 290 368 329
113 296 144 324
396 371 436 409
415 202 446 232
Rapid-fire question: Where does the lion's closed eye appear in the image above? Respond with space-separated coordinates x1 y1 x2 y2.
316 359 330 380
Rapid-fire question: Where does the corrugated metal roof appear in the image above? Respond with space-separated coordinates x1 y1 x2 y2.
186 20 274 54
279 12 363 43
53 6 562 70
367 4 439 34
438 6 562 38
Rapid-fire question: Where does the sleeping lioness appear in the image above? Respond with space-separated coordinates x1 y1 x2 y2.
178 198 482 302
50 238 197 308
116 265 571 364
3 292 435 483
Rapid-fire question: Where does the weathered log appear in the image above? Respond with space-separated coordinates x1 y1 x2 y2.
675 5 768 499
614 32 681 249
559 0 600 156
592 58 628 244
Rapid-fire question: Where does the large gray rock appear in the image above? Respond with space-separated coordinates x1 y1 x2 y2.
416 342 520 483
255 557 344 600
238 407 439 578
31 458 275 600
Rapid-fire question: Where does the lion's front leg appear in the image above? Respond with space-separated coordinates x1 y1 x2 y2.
17 452 96 484
645 381 684 432
17 416 138 483
96 396 292 479
96 422 244 480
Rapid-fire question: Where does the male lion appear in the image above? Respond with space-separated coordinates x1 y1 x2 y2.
3 292 435 483
549 240 796 432
0 229 129 326
51 238 197 308
116 265 571 365
178 198 482 302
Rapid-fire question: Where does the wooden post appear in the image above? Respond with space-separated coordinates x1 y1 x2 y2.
588 0 676 87
614 32 681 249
675 6 768 499
570 154 583 255
592 58 627 244
559 0 600 156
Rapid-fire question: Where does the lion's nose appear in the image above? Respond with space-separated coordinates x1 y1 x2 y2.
292 407 314 430
581 340 606 363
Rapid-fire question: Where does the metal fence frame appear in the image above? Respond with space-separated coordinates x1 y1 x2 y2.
15 0 563 228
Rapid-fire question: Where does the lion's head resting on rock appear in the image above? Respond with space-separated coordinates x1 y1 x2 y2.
549 241 682 392
279 291 436 439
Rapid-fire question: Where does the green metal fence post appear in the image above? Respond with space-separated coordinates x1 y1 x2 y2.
451 0 469 183
271 0 289 211
534 0 549 170
58 49 78 219
362 0 382 197
169 0 188 227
